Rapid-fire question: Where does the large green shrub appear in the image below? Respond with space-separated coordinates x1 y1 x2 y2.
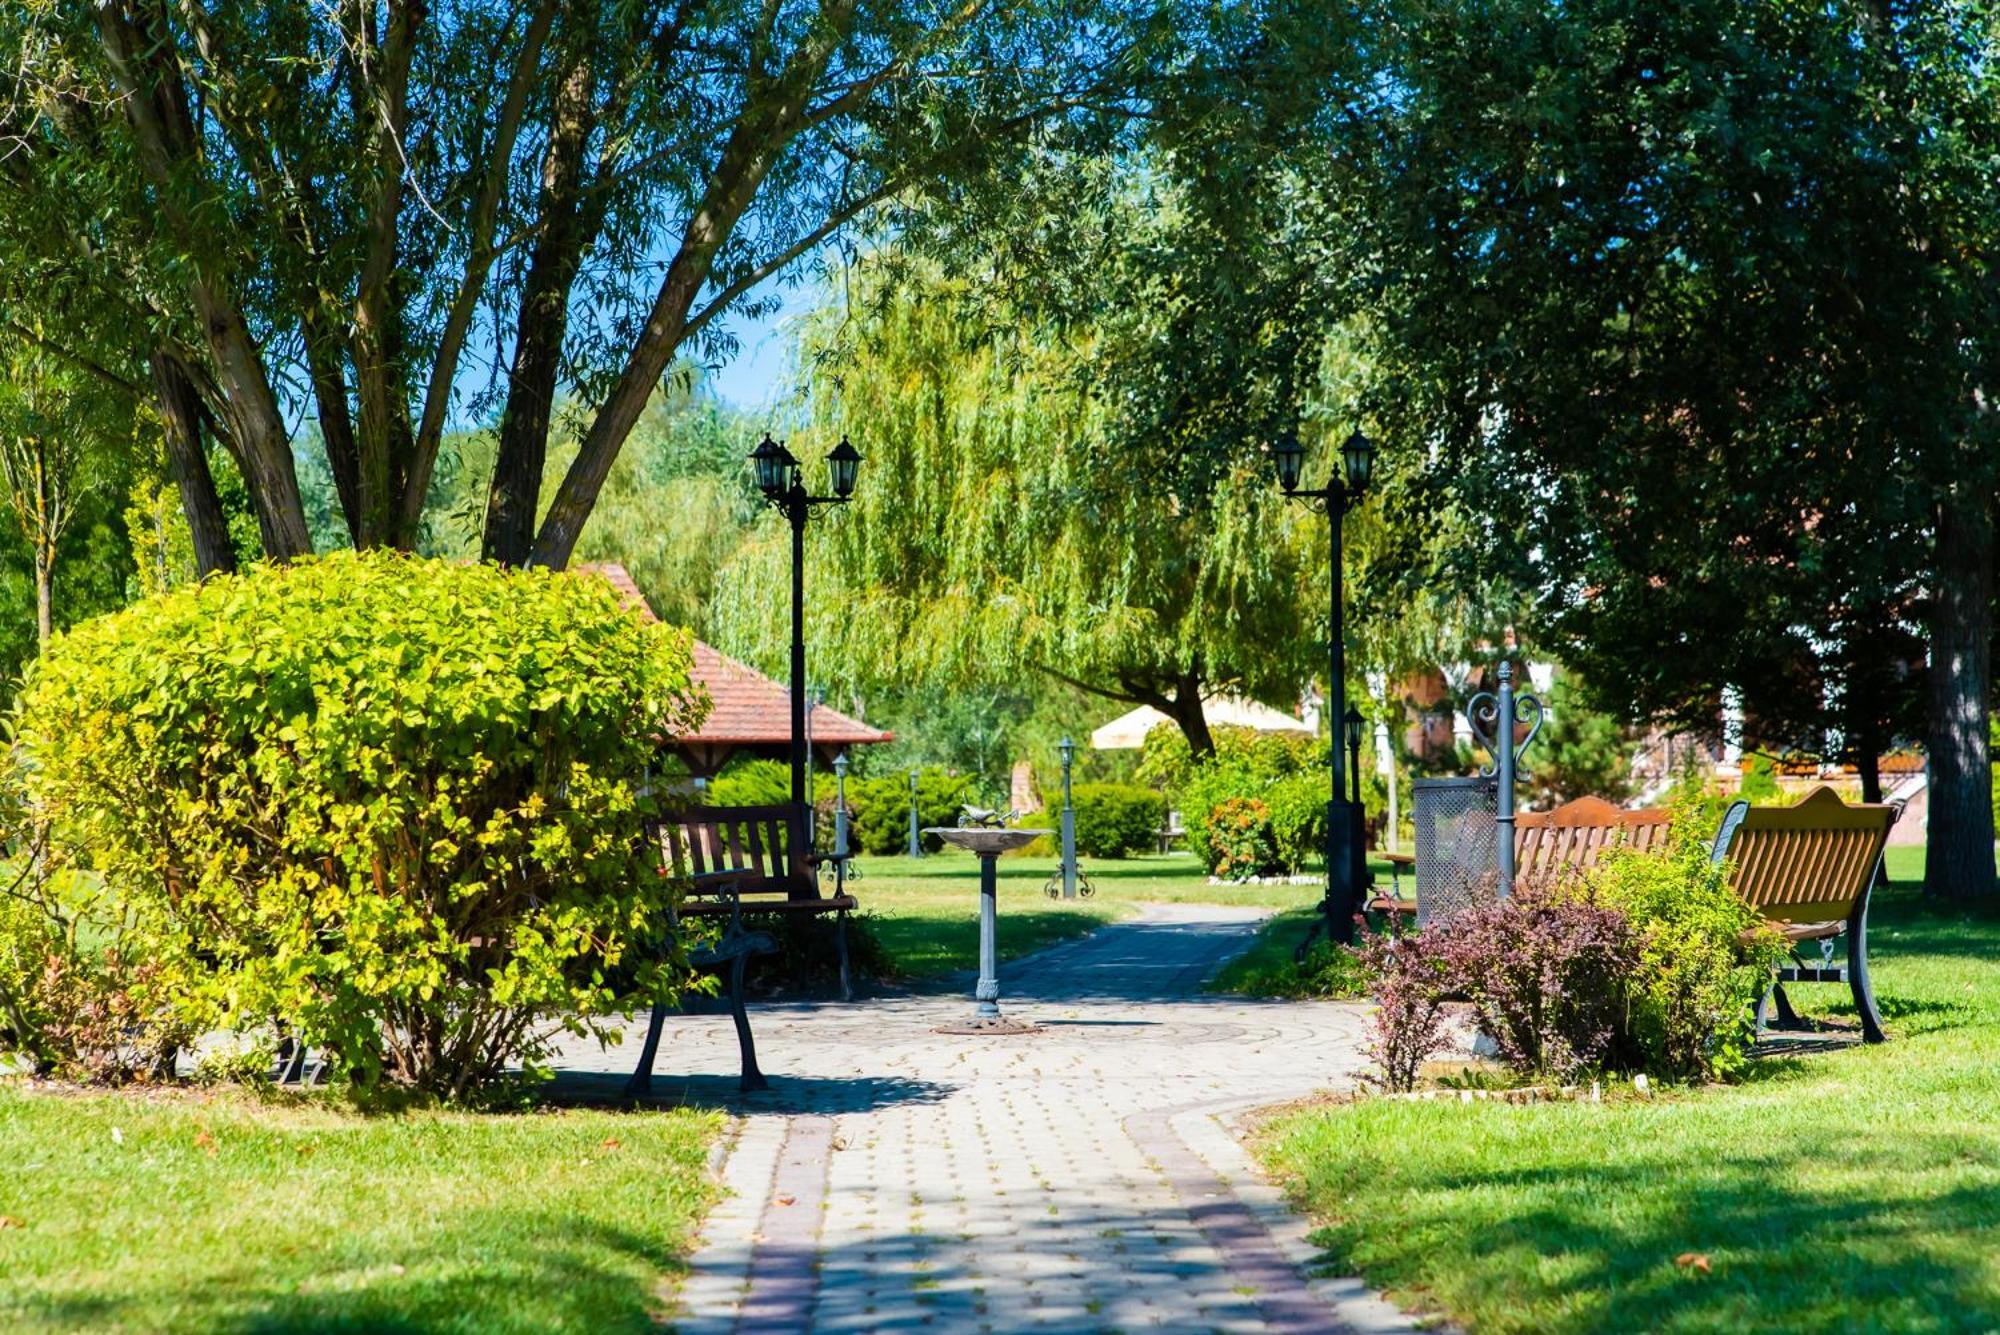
707 758 791 807
1580 842 1788 1080
843 767 975 855
15 551 705 1097
1179 728 1336 876
1069 783 1165 858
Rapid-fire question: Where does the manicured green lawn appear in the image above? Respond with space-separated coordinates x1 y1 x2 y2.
848 849 1344 978
1260 846 2000 1334
0 1088 720 1334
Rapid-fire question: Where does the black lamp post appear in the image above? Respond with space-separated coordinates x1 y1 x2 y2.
1272 426 1377 946
751 433 862 824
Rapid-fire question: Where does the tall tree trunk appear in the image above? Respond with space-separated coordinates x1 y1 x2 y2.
1856 742 1883 806
483 48 599 566
1924 488 1996 900
95 1 313 560
149 348 236 576
32 545 51 653
1166 676 1214 758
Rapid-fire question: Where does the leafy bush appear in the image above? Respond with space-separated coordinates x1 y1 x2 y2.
1207 797 1282 879
844 767 975 855
1431 880 1642 1083
1355 927 1455 1092
706 758 790 807
1354 823 1790 1090
1583 843 1788 1080
1176 726 1366 876
1263 772 1327 871
1738 753 1782 804
15 551 705 1098
701 760 974 857
1069 783 1165 859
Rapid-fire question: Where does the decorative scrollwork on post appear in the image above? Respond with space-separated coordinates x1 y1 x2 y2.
1466 664 1544 898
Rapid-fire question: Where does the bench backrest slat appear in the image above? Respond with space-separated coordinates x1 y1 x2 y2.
1712 787 1892 923
1515 796 1673 878
652 803 820 900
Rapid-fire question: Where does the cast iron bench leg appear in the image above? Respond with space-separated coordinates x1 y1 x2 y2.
728 950 768 1092
1849 913 1888 1044
624 1001 670 1101
1771 982 1805 1029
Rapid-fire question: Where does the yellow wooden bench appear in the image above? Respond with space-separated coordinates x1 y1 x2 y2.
1710 785 1897 1043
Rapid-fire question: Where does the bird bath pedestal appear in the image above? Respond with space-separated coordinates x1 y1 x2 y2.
926 827 1053 1034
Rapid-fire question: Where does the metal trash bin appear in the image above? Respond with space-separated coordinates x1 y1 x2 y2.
1413 776 1499 927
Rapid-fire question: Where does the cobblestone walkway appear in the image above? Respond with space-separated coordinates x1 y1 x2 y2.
552 903 1418 1334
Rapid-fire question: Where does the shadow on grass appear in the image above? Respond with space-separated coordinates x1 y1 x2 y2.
1299 1134 2000 1333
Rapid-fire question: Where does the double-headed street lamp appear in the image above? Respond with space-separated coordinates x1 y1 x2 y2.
1271 426 1377 947
751 433 863 820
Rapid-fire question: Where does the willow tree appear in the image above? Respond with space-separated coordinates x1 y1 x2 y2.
708 258 1331 755
1 0 1166 565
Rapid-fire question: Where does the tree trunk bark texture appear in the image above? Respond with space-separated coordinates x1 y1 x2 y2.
149 349 237 577
1923 489 1996 900
483 48 599 566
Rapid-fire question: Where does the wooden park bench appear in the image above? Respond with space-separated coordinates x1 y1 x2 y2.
1710 786 1897 1043
624 804 856 1097
1378 786 1896 1043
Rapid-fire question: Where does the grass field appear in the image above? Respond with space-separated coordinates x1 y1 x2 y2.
1259 846 2000 1334
0 1088 720 1334
846 849 1326 978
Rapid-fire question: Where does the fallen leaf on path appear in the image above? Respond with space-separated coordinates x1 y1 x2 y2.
775 1194 796 1206
1675 1252 1712 1274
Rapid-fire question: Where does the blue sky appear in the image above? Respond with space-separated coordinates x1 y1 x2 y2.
704 281 819 412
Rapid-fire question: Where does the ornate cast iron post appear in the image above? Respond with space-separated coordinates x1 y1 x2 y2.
1468 662 1545 899
1272 427 1377 946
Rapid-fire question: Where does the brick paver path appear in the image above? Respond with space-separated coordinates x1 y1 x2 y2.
553 903 1421 1334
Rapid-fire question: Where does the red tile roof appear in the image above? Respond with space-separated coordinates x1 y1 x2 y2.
577 562 891 748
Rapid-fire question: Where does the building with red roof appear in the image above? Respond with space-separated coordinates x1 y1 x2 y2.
578 562 892 777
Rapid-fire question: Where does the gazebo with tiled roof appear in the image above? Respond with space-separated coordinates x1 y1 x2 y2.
579 562 892 777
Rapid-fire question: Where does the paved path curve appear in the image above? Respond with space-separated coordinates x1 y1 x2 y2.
555 903 1421 1334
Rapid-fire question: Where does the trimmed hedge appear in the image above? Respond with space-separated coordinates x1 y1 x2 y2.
1069 783 1166 858
15 551 705 1097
